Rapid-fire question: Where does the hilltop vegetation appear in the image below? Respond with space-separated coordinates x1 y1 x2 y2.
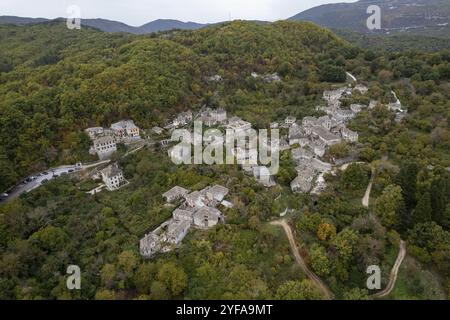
0 20 449 300
0 21 350 191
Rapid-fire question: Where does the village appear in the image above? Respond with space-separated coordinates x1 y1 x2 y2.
2 72 407 260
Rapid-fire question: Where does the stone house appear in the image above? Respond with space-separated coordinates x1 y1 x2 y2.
204 185 229 202
317 116 332 130
341 127 359 143
311 126 342 146
111 120 140 138
226 117 252 135
291 169 314 193
166 220 191 245
85 127 104 139
184 191 207 209
163 186 189 203
292 147 314 161
210 108 227 122
92 136 117 159
172 208 194 222
285 116 297 126
100 163 127 191
193 207 224 229
140 233 163 258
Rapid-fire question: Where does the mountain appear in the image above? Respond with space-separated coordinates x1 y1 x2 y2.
137 19 206 34
0 16 48 25
0 15 207 34
290 0 450 35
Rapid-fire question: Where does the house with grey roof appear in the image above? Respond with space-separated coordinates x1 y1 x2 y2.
184 191 207 209
166 220 191 245
92 135 117 160
85 127 104 139
292 147 314 162
100 163 128 191
172 208 194 222
285 116 297 126
341 127 359 143
111 120 140 138
204 185 229 202
193 207 224 229
291 170 314 193
163 186 189 203
311 126 342 146
140 233 163 258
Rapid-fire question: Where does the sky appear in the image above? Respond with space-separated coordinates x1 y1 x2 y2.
0 0 359 26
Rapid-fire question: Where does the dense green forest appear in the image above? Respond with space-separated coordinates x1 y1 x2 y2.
0 20 449 300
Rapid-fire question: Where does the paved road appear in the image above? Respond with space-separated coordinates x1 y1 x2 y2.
1 160 109 203
271 219 334 300
372 240 407 298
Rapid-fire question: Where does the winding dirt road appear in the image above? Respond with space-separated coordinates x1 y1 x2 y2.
372 240 407 298
271 219 334 300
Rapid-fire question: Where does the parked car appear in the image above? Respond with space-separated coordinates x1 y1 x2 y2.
68 169 74 173
1 193 8 197
41 179 49 185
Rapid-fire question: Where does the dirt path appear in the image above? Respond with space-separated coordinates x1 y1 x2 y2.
372 240 407 298
362 167 375 208
271 219 334 300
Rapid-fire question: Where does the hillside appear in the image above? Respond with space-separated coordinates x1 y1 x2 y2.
0 20 449 301
290 0 450 35
0 20 351 190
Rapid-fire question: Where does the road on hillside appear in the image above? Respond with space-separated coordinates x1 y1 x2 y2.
372 240 407 298
271 219 334 300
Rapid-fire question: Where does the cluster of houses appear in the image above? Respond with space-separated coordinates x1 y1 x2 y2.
283 84 368 194
164 111 194 130
140 185 231 258
85 120 141 160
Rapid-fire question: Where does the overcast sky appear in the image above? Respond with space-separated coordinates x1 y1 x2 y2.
0 0 358 26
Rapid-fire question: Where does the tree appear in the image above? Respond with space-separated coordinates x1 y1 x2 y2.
319 64 346 83
332 228 359 263
134 263 156 294
317 222 337 242
100 264 117 289
343 288 370 300
396 162 420 211
309 244 331 277
374 185 404 228
157 262 187 297
95 289 116 300
275 280 324 300
29 226 68 252
413 192 432 225
429 177 448 226
341 164 370 190
118 250 139 279
150 281 170 300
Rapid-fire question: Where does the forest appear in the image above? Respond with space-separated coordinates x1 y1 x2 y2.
0 20 449 300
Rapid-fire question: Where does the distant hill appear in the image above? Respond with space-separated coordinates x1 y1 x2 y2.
0 16 48 25
290 0 450 36
0 16 207 34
